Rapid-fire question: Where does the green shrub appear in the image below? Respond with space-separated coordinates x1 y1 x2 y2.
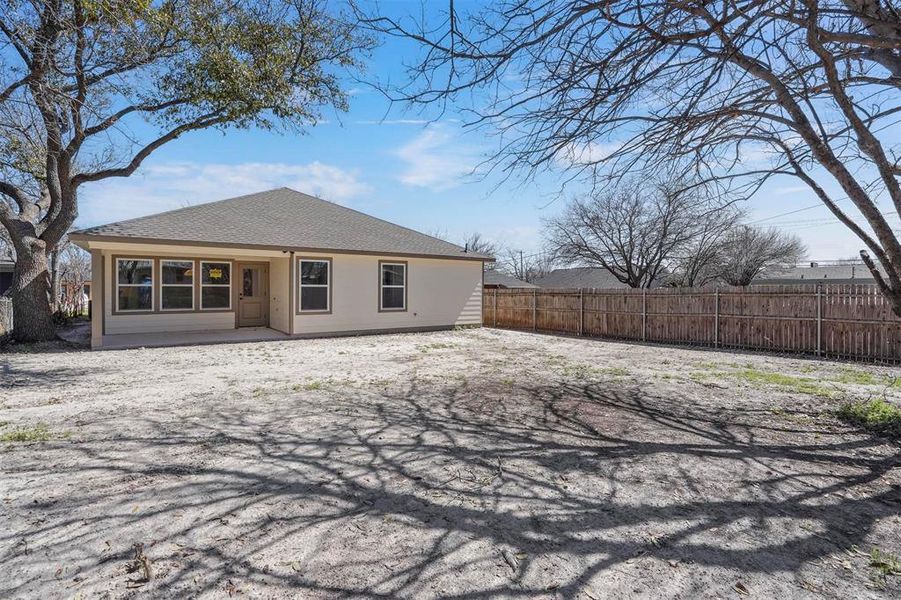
0 423 52 443
835 399 901 437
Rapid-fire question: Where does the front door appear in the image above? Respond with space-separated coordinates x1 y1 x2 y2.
237 263 269 327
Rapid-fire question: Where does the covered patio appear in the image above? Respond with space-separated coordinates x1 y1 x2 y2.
98 326 289 351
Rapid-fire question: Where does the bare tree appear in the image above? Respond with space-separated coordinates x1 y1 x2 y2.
670 208 745 287
462 232 500 260
57 240 90 315
363 1 901 312
0 1 371 341
717 226 807 286
498 248 555 283
546 180 711 288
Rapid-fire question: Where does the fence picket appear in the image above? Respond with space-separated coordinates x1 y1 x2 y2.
485 285 901 363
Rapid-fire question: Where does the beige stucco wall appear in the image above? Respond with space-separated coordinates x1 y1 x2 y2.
84 242 483 344
269 255 290 334
100 251 239 335
293 253 482 335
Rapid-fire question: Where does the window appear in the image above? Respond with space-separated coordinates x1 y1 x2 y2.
200 261 231 310
380 262 406 311
298 259 330 312
161 260 194 310
116 258 153 312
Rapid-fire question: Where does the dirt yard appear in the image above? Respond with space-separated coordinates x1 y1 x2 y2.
1 328 900 598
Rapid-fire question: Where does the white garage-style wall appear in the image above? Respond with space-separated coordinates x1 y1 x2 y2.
293 253 483 335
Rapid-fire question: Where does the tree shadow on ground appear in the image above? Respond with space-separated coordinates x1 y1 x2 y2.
2 375 899 597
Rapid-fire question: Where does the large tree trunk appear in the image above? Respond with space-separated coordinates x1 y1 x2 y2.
50 248 61 313
11 245 56 342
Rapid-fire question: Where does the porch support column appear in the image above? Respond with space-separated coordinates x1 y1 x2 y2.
90 249 103 349
288 251 295 336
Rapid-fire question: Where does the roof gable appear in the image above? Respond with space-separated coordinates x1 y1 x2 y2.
70 188 492 261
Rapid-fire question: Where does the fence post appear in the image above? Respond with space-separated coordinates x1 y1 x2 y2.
493 288 498 328
816 284 822 357
714 287 719 348
642 288 647 342
579 288 584 336
533 288 537 331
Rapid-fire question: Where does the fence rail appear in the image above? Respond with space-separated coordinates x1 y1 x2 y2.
483 285 901 363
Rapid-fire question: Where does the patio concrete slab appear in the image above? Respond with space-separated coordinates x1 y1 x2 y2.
100 326 289 350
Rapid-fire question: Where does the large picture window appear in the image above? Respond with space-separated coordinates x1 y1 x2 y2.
161 260 194 311
116 258 153 312
380 262 406 311
200 261 231 310
298 259 330 312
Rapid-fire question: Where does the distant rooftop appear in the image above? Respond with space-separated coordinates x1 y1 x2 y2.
756 261 880 283
533 267 630 289
484 271 537 288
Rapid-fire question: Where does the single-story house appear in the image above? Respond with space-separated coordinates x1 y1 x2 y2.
70 188 492 349
754 261 879 285
0 260 12 295
533 267 630 289
483 270 537 289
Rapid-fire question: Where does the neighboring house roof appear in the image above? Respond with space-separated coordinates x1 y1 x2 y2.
754 262 878 284
69 188 493 262
533 267 630 289
483 271 538 288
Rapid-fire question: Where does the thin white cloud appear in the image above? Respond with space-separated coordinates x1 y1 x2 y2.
77 161 370 227
555 141 622 167
394 125 479 190
356 119 430 126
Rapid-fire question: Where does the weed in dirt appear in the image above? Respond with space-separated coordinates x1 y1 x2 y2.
1 423 52 443
835 398 901 437
560 363 629 379
867 547 901 587
293 381 324 391
731 368 833 397
831 369 901 389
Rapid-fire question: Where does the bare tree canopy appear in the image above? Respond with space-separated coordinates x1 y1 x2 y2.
0 0 371 340
462 232 500 259
364 1 901 310
717 226 808 286
670 207 745 287
498 247 555 283
546 180 715 288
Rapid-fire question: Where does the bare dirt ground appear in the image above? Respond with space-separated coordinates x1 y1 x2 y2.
1 328 900 599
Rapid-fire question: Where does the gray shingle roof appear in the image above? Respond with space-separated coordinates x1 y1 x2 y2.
70 188 492 261
755 263 878 284
483 271 538 288
533 267 630 289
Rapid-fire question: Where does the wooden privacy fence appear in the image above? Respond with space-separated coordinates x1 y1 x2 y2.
483 285 901 363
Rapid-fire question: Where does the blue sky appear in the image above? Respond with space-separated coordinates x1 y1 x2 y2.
75 2 889 261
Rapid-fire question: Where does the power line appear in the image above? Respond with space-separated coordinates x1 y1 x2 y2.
748 196 851 225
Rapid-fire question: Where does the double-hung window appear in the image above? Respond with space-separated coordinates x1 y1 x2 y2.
298 259 330 312
200 261 231 310
160 260 194 311
380 262 406 311
116 258 153 312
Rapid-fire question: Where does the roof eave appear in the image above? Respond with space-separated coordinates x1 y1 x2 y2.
67 232 495 262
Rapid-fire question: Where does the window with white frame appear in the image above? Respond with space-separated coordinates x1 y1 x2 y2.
116 258 153 312
298 259 330 312
380 262 406 311
161 260 194 310
200 261 231 310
